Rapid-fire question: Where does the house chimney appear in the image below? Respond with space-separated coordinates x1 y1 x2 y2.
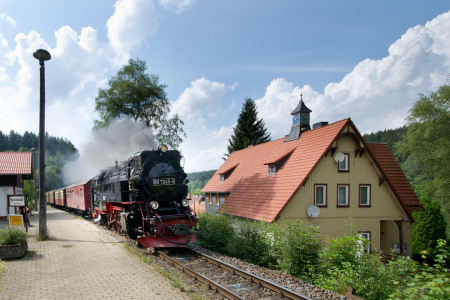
313 122 328 129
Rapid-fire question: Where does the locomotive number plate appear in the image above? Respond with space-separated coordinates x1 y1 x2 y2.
153 178 175 186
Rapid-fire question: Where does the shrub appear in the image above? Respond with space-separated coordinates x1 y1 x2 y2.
226 219 275 267
412 197 447 259
196 212 234 253
271 219 322 279
0 226 29 245
316 224 417 300
389 239 450 299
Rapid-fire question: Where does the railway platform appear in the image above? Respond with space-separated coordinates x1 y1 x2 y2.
0 206 191 300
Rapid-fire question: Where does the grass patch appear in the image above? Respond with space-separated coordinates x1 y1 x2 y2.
35 230 55 241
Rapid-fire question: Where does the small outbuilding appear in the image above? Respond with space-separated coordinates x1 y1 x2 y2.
0 152 34 219
202 97 423 256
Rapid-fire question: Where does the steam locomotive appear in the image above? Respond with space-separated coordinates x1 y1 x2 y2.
91 145 197 248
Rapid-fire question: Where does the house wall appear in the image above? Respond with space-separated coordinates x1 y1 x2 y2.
205 193 227 213
279 133 411 255
381 220 413 257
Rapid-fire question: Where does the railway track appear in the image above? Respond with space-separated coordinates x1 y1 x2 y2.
157 248 314 300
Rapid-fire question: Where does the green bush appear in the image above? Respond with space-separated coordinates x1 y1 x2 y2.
226 219 275 267
389 240 450 300
196 212 234 253
0 226 29 245
272 219 322 279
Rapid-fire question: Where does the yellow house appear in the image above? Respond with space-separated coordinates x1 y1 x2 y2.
202 99 423 256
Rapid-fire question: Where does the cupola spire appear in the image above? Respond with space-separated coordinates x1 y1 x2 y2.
284 94 312 142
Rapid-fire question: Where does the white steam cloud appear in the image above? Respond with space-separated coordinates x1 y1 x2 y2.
63 119 158 184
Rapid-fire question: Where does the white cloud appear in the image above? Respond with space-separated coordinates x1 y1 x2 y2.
171 77 234 172
256 10 450 139
0 32 14 65
159 0 194 13
0 26 108 147
107 0 160 65
171 77 227 119
0 13 16 27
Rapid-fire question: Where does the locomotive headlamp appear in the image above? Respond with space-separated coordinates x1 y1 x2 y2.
160 145 168 152
150 201 159 209
181 199 189 207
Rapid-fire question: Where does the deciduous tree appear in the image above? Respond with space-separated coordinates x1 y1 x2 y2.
94 58 186 149
396 77 450 234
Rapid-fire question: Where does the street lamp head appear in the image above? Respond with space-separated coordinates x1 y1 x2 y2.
33 49 51 61
31 148 37 152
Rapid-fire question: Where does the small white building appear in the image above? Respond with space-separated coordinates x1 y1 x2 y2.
0 152 34 219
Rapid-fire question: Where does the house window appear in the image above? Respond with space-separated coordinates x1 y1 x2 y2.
314 184 327 206
360 232 371 252
359 185 371 206
208 193 212 204
338 154 349 172
268 165 276 175
218 193 224 205
212 193 216 205
393 242 407 255
220 175 225 182
337 185 349 206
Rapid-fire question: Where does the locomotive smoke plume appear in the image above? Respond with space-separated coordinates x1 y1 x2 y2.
63 119 158 184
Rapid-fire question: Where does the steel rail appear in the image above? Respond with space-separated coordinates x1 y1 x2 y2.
157 251 246 300
189 248 314 300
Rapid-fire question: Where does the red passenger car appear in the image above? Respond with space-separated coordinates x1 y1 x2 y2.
45 190 55 205
65 180 92 211
54 188 66 207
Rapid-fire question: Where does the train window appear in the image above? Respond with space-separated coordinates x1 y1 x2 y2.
80 188 83 198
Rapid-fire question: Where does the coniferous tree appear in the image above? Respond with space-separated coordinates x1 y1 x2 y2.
224 98 271 159
412 197 447 258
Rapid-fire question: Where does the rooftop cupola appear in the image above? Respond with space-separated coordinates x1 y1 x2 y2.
284 94 312 142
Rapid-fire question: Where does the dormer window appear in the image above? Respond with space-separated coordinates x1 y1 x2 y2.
218 162 239 182
265 147 296 176
268 165 276 175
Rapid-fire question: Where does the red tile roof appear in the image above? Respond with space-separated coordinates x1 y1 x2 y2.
0 152 33 175
203 118 416 223
366 143 423 211
203 119 349 222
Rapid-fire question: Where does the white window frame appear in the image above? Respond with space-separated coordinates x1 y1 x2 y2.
337 185 349 206
314 185 327 206
359 185 370 206
268 165 276 175
360 232 371 252
338 154 349 171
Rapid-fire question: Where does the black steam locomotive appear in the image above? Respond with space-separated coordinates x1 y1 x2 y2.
91 145 197 247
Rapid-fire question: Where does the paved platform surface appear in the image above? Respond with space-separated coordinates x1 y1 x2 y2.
0 207 191 300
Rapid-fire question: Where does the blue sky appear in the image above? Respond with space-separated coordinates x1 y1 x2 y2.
1 0 450 175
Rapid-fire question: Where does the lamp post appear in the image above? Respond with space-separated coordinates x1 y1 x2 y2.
31 148 37 211
33 49 51 239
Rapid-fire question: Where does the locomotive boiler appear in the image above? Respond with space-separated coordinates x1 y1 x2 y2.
91 145 197 247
